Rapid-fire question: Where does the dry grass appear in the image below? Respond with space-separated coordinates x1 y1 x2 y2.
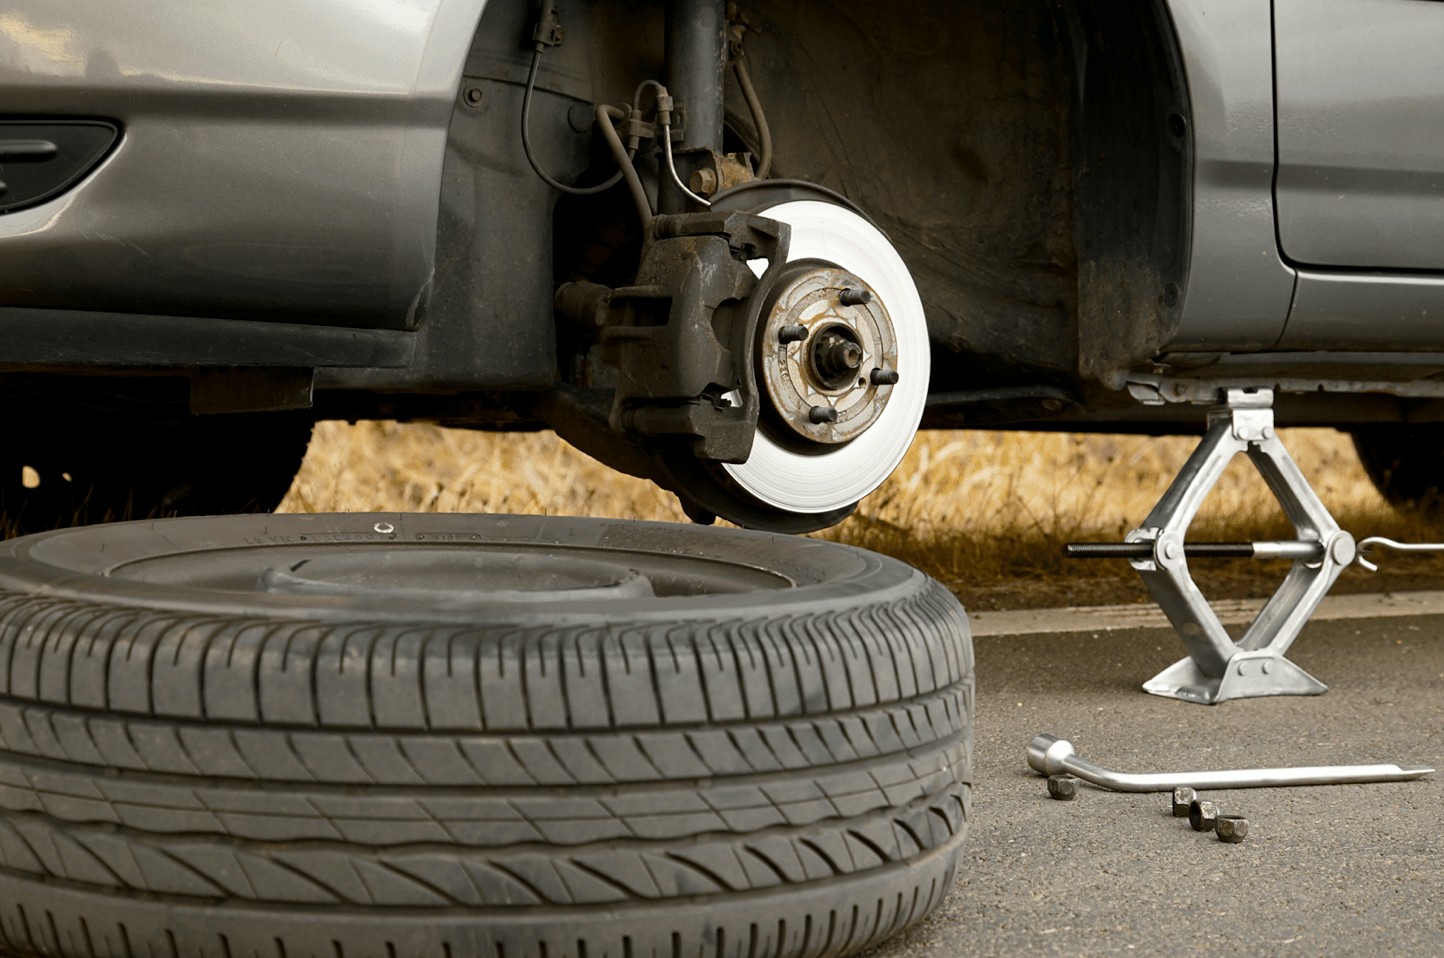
278 422 1444 608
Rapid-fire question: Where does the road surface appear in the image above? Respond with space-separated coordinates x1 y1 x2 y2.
865 598 1444 957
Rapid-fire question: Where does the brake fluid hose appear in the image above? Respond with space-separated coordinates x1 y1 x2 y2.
733 56 772 178
595 104 653 232
521 43 627 197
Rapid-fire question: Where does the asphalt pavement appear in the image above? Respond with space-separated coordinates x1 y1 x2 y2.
862 600 1444 957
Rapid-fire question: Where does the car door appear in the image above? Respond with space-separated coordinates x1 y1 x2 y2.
1274 0 1444 271
1273 0 1444 349
0 0 483 330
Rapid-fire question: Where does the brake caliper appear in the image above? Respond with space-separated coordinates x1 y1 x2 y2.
555 210 789 463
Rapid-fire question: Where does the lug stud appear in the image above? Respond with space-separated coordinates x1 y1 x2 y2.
808 405 838 424
870 368 899 386
838 288 872 306
778 324 808 344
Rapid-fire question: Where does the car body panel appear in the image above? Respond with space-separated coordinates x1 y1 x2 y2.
1160 0 1295 351
1274 0 1444 271
0 0 487 328
1278 270 1444 350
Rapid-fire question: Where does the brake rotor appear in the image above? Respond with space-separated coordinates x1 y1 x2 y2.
720 200 929 515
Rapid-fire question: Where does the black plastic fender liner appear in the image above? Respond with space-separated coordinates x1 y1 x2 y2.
0 513 973 958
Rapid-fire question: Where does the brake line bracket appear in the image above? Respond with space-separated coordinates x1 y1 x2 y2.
1100 388 1355 704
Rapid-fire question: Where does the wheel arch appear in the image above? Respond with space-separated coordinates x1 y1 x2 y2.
709 0 1194 399
1067 0 1195 389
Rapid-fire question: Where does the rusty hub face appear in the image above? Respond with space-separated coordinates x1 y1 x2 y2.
758 263 899 445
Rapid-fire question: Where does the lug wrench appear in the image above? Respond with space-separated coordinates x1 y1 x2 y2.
1027 734 1434 792
1356 536 1444 572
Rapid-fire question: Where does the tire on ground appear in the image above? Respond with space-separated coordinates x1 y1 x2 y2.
1351 424 1444 516
0 513 973 958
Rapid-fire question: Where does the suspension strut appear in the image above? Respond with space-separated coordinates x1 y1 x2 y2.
660 0 728 213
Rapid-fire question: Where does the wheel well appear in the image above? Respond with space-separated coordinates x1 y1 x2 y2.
324 0 1189 409
725 0 1191 396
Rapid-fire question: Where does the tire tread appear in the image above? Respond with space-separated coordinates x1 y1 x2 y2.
0 523 973 958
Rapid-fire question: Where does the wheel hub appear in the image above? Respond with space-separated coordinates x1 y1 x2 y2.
759 264 899 445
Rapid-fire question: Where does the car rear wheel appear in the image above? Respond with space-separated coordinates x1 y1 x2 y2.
0 513 972 958
1351 424 1444 516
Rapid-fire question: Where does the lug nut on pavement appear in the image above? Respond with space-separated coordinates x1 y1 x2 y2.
1171 786 1197 817
1189 799 1222 832
1215 814 1249 843
1047 774 1078 800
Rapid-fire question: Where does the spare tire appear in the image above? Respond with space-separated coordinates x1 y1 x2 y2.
0 514 972 958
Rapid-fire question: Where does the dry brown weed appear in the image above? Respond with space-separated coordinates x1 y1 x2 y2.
278 423 1444 607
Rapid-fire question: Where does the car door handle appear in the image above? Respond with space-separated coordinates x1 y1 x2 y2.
0 139 58 161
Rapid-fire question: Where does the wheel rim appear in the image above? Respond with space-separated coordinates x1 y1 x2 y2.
722 200 929 514
257 550 660 603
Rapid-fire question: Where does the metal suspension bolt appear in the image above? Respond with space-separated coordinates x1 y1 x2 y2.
689 167 718 196
1171 786 1197 817
1047 774 1078 800
870 367 899 386
1215 814 1249 843
808 405 838 424
778 324 808 344
838 287 872 306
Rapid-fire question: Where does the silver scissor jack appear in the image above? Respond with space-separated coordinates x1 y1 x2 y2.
1066 388 1357 704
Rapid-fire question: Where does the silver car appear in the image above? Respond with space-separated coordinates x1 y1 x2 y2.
5 0 1443 533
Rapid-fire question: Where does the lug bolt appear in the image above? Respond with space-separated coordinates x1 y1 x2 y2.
870 368 899 386
808 405 838 424
778 324 808 344
1171 786 1197 818
1215 814 1249 843
1189 798 1222 832
838 287 872 307
1047 774 1078 801
689 167 719 196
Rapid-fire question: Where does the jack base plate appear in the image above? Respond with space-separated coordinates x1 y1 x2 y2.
1143 649 1329 705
